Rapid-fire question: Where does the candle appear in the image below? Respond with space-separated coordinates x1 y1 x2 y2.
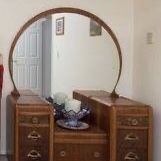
53 92 68 105
65 99 81 113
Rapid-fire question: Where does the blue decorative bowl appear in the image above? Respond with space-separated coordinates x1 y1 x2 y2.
61 107 90 127
54 103 65 120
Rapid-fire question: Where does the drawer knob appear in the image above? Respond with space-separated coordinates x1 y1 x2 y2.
94 151 100 158
32 117 39 124
124 152 139 161
131 119 138 126
125 133 139 141
60 150 66 157
27 131 41 140
27 150 41 159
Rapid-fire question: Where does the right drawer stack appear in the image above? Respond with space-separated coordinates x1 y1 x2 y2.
116 107 152 161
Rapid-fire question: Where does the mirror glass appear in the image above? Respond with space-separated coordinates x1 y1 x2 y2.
11 13 120 98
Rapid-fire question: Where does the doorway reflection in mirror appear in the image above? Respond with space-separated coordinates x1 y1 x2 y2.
12 13 119 99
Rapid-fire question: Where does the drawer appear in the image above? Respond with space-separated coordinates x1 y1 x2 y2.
117 116 149 127
19 146 49 161
116 107 149 115
19 127 49 146
19 114 49 124
117 129 148 148
117 148 147 161
80 144 108 161
54 143 76 161
54 143 108 161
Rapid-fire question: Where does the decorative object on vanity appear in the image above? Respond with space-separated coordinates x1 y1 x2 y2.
90 18 102 36
52 92 67 119
59 105 90 129
64 98 81 113
46 96 54 104
53 103 64 120
55 98 90 129
56 17 64 35
53 92 68 105
56 119 89 130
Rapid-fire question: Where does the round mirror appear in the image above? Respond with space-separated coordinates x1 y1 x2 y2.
9 8 122 98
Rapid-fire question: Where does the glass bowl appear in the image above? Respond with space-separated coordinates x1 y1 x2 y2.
61 107 90 127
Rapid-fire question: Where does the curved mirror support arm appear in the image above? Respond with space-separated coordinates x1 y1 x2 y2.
9 7 122 97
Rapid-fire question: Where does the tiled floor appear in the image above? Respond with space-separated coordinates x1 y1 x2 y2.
0 155 7 161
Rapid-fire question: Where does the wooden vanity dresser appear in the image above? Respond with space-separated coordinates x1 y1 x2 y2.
6 90 152 161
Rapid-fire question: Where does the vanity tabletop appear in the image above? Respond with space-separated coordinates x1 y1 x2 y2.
91 96 146 107
74 90 146 107
73 90 110 98
8 94 50 106
18 89 38 96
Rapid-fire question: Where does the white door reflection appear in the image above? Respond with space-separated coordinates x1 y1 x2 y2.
13 13 119 98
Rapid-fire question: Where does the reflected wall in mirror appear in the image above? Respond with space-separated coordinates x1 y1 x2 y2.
10 9 121 98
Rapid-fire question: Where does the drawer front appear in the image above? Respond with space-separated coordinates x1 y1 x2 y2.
80 144 108 161
117 116 149 127
117 148 147 161
19 115 49 124
117 129 148 148
19 127 49 146
19 147 49 161
54 144 108 161
54 144 75 161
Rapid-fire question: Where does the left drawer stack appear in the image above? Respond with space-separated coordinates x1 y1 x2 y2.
6 93 54 161
18 112 51 161
14 95 54 161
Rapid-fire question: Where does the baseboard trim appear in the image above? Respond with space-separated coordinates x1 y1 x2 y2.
0 150 6 155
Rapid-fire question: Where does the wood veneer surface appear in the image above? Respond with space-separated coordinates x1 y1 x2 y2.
74 90 146 106
18 89 38 96
91 96 145 107
54 124 107 144
10 95 50 106
73 90 110 97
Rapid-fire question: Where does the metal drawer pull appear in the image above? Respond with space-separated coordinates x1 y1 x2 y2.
60 150 66 157
131 119 138 126
94 151 100 158
125 133 139 141
27 150 41 159
27 131 41 140
124 152 139 161
32 117 39 124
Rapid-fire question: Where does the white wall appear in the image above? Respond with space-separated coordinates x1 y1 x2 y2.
51 13 119 97
0 0 133 154
133 1 161 161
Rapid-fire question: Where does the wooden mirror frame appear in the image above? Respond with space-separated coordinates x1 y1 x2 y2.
9 7 122 97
